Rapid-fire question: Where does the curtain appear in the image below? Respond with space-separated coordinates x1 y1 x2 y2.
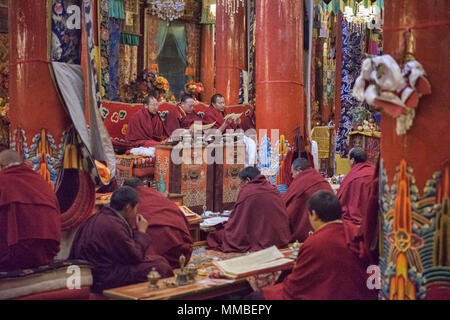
171 23 188 67
157 21 169 56
157 21 187 67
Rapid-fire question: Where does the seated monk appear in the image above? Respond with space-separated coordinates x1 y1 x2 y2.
284 158 333 243
203 94 238 133
337 147 375 225
207 167 291 253
177 95 205 130
69 187 173 293
0 150 61 271
259 190 377 300
125 94 169 148
123 178 193 269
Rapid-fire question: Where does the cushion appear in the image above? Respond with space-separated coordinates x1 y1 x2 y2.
0 260 93 300
101 100 143 143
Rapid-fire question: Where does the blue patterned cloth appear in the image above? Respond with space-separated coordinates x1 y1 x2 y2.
51 0 82 64
336 20 366 157
108 17 122 101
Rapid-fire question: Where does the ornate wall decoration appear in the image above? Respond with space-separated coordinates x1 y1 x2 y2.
10 128 64 186
380 159 450 300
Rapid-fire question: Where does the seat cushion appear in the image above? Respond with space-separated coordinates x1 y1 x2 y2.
0 260 93 300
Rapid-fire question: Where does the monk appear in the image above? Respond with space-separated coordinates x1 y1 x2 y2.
177 95 205 130
125 95 169 148
284 158 333 243
123 178 193 269
203 94 238 133
260 190 377 300
337 147 375 225
69 186 173 293
0 150 61 271
207 167 291 253
281 127 314 186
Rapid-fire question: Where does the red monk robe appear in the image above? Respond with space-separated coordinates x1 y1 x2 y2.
207 175 291 253
337 161 375 225
135 186 193 268
262 222 377 300
177 105 205 130
203 105 237 131
158 103 182 136
283 168 333 242
125 106 168 148
69 206 173 293
240 109 256 131
0 164 61 271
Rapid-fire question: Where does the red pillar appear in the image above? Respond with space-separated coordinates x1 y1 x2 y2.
200 24 216 103
255 0 304 145
215 2 246 105
381 0 450 300
9 0 69 183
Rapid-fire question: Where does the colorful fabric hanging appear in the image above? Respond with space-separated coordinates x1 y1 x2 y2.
109 0 125 19
99 0 110 99
108 17 122 101
120 33 139 46
51 0 82 64
335 20 366 157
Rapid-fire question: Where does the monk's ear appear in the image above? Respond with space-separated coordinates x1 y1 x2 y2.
309 210 319 221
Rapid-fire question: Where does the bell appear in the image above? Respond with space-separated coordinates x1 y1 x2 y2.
147 268 161 290
175 254 189 286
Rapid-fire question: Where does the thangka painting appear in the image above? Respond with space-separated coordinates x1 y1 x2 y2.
379 159 450 299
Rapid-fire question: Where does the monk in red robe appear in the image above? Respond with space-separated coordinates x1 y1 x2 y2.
283 158 333 243
177 95 205 130
261 190 377 300
203 94 238 133
0 150 61 271
207 167 291 253
281 127 314 186
125 95 169 148
337 147 375 225
158 102 181 137
69 187 173 293
123 178 193 269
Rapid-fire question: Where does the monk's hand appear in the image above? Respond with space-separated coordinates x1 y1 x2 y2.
225 117 234 125
136 214 149 233
234 118 241 125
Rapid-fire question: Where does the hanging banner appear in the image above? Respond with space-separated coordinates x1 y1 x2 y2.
81 0 116 178
51 0 82 64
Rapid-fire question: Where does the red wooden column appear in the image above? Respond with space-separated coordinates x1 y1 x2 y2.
9 0 69 184
380 0 450 300
200 23 215 103
255 0 304 145
215 2 246 105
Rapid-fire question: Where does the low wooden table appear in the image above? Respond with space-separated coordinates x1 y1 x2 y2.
103 248 295 300
103 275 251 300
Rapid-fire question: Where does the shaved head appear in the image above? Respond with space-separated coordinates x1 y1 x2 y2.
0 149 22 169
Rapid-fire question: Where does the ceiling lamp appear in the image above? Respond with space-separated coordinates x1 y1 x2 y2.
149 0 186 21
